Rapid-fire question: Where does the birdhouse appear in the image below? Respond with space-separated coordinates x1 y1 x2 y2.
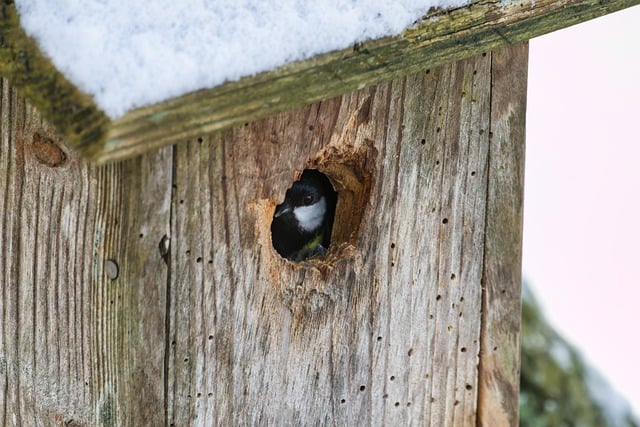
0 0 634 425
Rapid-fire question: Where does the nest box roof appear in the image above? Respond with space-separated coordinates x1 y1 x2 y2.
1 0 636 163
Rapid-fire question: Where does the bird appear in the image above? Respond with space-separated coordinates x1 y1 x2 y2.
271 169 336 262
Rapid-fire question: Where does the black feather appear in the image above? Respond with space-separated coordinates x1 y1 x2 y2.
271 170 336 261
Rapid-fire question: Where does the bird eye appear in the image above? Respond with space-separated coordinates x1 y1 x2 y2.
302 195 314 205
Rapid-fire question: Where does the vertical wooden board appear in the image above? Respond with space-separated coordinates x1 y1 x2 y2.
0 78 96 425
478 42 528 427
91 149 172 426
0 77 173 426
168 51 495 425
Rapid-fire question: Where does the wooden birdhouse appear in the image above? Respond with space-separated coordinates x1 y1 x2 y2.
0 0 635 425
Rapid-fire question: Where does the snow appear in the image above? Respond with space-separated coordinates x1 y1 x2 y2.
15 0 469 119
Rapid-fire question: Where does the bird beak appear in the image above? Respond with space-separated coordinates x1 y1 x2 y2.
274 202 292 218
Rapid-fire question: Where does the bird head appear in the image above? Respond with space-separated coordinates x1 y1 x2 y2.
271 169 337 261
273 175 327 233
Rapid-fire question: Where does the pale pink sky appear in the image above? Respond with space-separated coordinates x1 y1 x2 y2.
525 4 640 416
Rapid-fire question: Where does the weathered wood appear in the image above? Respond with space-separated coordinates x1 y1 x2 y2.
477 43 528 426
165 50 497 425
0 77 171 426
0 79 96 425
0 4 110 158
1 0 635 163
1 43 527 425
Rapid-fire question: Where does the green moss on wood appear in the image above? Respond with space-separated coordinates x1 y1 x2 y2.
0 3 109 157
1 0 638 163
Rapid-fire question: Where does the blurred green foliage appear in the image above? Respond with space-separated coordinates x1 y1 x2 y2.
520 286 639 427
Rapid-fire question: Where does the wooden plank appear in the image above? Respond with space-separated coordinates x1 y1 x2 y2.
0 78 97 425
0 77 172 425
0 4 110 159
165 49 499 425
477 42 528 426
0 0 636 163
90 149 173 426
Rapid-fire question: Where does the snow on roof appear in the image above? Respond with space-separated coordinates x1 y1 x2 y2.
15 0 469 119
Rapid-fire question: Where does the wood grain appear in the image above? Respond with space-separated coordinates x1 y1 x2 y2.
0 43 527 425
0 78 96 425
0 0 634 162
477 42 528 427
0 77 172 426
165 51 495 425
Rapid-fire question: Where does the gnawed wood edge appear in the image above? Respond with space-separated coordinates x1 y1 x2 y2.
477 42 528 426
1 0 637 163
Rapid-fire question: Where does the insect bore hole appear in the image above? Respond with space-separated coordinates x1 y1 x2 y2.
271 169 337 262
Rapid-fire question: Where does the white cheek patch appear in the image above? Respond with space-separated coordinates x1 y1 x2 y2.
294 197 326 232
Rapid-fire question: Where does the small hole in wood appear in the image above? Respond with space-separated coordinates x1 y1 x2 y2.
340 399 346 404
420 138 426 145
389 376 395 381
394 402 400 407
461 347 467 353
196 257 202 263
466 384 472 390
442 218 448 224
377 336 382 341
359 385 366 391
450 273 456 280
